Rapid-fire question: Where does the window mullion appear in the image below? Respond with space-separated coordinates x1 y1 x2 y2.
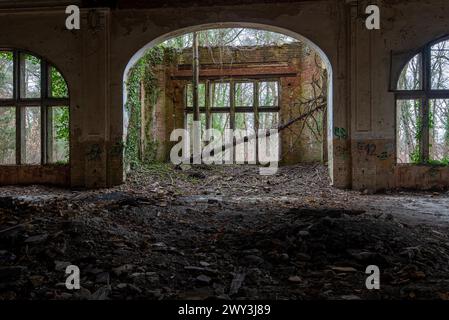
230 80 235 130
41 59 48 165
205 80 210 130
254 81 259 163
421 98 430 163
422 45 432 163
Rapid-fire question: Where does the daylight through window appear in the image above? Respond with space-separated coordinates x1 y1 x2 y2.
184 79 279 162
396 39 449 165
0 49 69 165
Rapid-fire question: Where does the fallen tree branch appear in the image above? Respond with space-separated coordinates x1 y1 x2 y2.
188 102 326 163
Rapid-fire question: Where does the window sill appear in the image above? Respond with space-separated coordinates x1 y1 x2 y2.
395 163 449 168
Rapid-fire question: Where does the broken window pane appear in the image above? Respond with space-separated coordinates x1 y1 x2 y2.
429 99 449 163
186 83 206 108
397 53 422 90
235 82 253 107
0 51 14 99
48 106 69 163
211 82 230 107
50 66 68 98
396 99 421 164
20 54 41 99
259 81 279 107
22 106 41 164
0 107 16 164
431 40 449 90
258 112 279 130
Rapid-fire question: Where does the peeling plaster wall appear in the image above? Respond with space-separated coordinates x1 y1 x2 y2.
1 0 448 190
349 0 449 191
112 0 347 187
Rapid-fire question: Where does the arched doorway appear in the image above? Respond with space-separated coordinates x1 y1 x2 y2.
122 23 334 179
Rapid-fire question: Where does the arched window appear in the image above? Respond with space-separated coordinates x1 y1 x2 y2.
0 49 69 165
396 38 449 165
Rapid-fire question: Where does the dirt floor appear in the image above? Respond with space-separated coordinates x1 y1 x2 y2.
1 163 449 300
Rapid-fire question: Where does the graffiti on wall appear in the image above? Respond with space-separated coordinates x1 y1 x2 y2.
334 127 348 140
356 141 394 161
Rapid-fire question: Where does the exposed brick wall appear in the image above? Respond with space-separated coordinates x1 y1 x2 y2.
144 42 327 165
178 43 310 66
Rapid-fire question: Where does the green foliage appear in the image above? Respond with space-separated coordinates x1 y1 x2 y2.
411 116 422 163
53 107 69 162
51 67 69 98
54 108 69 142
0 51 13 98
427 157 449 166
0 108 15 163
49 68 70 162
125 45 178 169
410 147 422 164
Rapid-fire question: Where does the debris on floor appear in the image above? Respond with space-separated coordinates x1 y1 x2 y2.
1 164 449 300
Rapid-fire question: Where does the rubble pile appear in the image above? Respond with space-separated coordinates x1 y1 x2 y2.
1 164 449 300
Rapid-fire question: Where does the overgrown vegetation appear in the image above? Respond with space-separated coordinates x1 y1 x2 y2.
50 67 70 163
124 28 328 169
397 40 449 165
0 52 70 164
125 45 178 169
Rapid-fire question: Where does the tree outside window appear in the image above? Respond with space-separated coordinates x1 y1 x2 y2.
396 39 449 165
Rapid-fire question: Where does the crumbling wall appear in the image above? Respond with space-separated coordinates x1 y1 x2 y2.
2 1 449 190
145 43 326 164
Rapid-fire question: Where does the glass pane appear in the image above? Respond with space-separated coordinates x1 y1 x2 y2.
186 83 206 108
431 40 449 90
397 53 422 90
211 113 230 133
0 51 14 99
211 82 230 107
235 113 255 134
22 106 41 164
20 54 41 99
0 107 16 164
49 106 69 163
258 112 279 130
396 99 421 164
235 113 256 162
429 99 449 163
259 81 279 107
50 66 68 98
235 82 253 107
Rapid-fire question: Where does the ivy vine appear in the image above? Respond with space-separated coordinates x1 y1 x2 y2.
125 45 179 169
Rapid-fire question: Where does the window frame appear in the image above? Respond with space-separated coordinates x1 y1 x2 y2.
183 78 280 162
184 78 280 130
0 48 70 166
393 36 449 164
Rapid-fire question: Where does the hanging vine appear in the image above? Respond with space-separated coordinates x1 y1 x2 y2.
125 45 178 169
